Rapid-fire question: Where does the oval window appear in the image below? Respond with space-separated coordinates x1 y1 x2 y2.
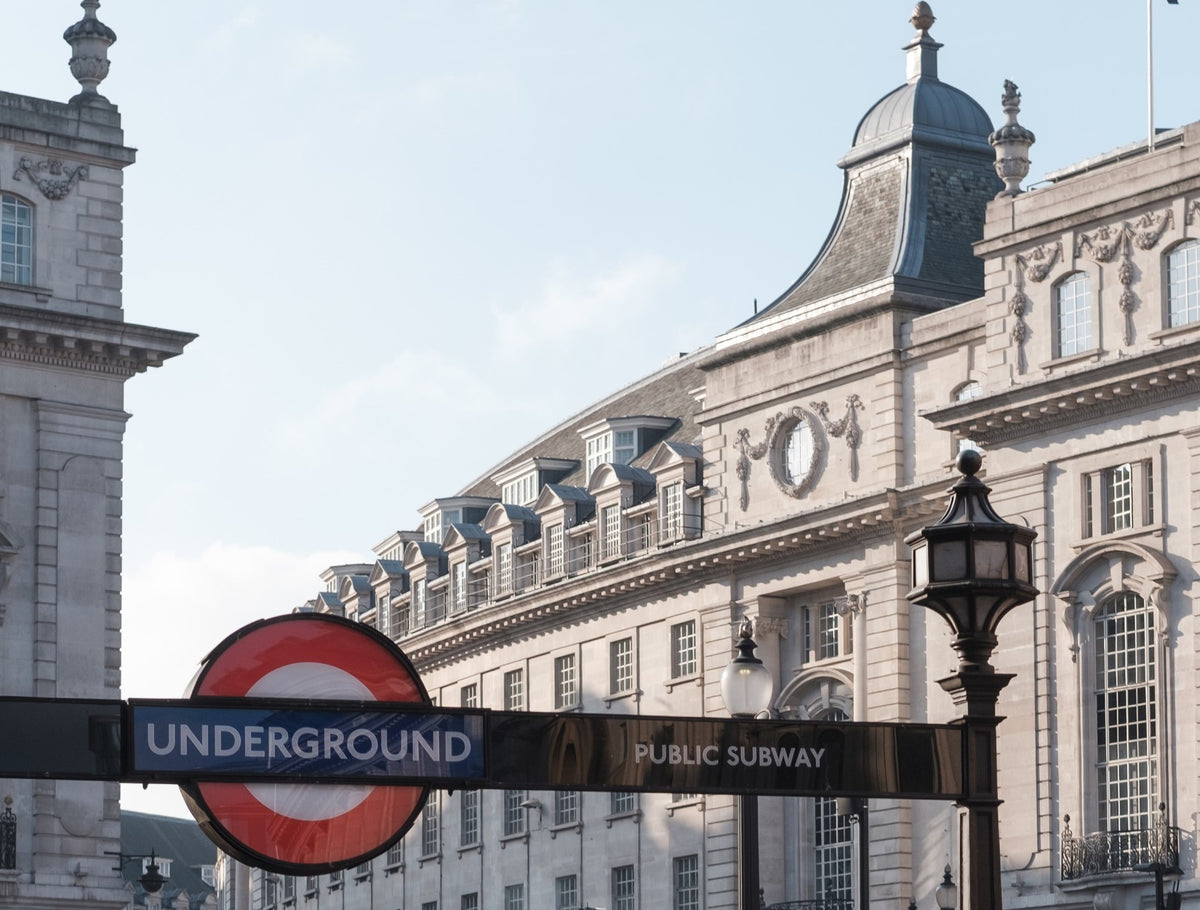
784 419 815 485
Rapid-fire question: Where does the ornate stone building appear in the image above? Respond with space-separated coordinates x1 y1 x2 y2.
224 6 1197 910
0 4 192 910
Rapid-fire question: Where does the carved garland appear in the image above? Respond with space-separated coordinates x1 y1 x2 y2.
734 395 864 511
1011 242 1062 374
1075 208 1175 346
13 157 89 200
810 394 865 481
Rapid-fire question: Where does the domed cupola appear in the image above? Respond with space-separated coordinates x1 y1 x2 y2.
747 4 1000 331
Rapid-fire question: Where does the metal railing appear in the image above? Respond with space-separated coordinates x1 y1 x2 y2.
767 901 854 910
1061 806 1181 880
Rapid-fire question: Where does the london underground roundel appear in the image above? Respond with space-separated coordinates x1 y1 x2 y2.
181 613 431 874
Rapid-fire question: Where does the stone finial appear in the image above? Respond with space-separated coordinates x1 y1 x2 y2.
989 80 1036 197
63 0 117 105
910 2 936 33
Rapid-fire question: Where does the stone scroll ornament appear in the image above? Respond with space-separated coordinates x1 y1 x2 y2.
734 418 776 512
13 158 88 200
810 395 865 482
1011 242 1062 374
1075 208 1175 346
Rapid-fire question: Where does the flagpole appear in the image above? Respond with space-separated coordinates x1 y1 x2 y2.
1148 0 1155 151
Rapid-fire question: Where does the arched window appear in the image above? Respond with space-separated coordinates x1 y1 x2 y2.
1094 592 1157 834
0 194 32 285
1167 239 1200 328
814 707 853 902
953 380 982 402
1055 272 1093 357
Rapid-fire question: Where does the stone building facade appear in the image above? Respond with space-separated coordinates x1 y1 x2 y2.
222 7 1197 910
0 4 192 910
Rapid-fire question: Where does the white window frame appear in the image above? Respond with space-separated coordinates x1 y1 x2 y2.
502 790 526 837
670 619 698 679
545 523 565 577
609 637 634 696
554 652 577 710
1055 271 1094 357
1082 459 1155 539
612 865 636 910
553 790 579 827
555 875 578 910
1167 238 1200 328
460 789 479 847
600 503 622 562
672 855 700 910
504 884 525 910
504 668 524 711
0 194 32 286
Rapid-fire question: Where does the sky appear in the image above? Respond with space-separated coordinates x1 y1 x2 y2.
3 1 1196 819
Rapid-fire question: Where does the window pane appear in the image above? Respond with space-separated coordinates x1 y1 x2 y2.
504 669 524 711
0 195 32 286
1056 273 1093 356
673 855 699 910
554 654 576 709
612 865 636 910
610 638 633 694
1168 239 1200 327
1095 592 1157 833
671 620 697 677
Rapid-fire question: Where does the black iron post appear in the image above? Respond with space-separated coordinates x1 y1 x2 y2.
905 450 1039 910
722 619 774 910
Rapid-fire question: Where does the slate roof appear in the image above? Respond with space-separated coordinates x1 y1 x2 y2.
747 14 999 326
457 350 705 501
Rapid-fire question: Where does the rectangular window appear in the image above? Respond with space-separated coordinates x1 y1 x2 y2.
1056 272 1094 357
554 653 577 709
423 903 438 910
1083 460 1154 538
662 481 684 541
546 523 565 576
609 637 633 694
460 683 478 708
377 591 390 637
672 855 700 910
610 791 636 815
1096 592 1158 834
460 790 479 846
586 434 613 477
612 865 636 910
421 791 439 857
503 885 525 910
601 504 622 561
461 895 479 910
614 429 637 464
671 620 697 678
0 195 32 286
452 562 468 613
414 580 427 628
504 668 524 711
817 601 840 659
553 790 579 826
815 796 854 901
503 790 526 837
496 544 513 595
385 841 403 868
555 875 578 910
1168 240 1200 327
395 599 411 636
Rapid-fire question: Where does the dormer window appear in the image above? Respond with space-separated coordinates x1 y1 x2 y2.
579 418 676 480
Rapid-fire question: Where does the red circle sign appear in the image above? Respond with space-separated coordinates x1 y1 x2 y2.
180 613 431 873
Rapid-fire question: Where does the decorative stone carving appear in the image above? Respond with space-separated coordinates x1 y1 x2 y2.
734 405 829 509
756 616 789 639
833 592 867 617
1076 209 1175 345
1018 242 1062 282
63 1 116 104
1009 289 1029 374
13 158 88 200
810 395 865 481
1185 198 1200 225
989 80 1036 197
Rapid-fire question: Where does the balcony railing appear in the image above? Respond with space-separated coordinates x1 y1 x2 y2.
767 901 854 910
1061 806 1181 880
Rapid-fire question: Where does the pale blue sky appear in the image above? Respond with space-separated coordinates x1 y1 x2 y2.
4 1 1195 816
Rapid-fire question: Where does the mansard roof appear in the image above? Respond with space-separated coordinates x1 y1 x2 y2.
731 7 999 343
369 559 406 585
457 350 705 500
587 463 657 498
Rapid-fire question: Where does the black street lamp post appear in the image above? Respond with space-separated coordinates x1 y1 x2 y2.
722 618 774 910
905 450 1038 910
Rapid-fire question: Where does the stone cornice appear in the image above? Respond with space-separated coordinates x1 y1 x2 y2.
405 486 948 672
921 337 1200 445
0 303 194 376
